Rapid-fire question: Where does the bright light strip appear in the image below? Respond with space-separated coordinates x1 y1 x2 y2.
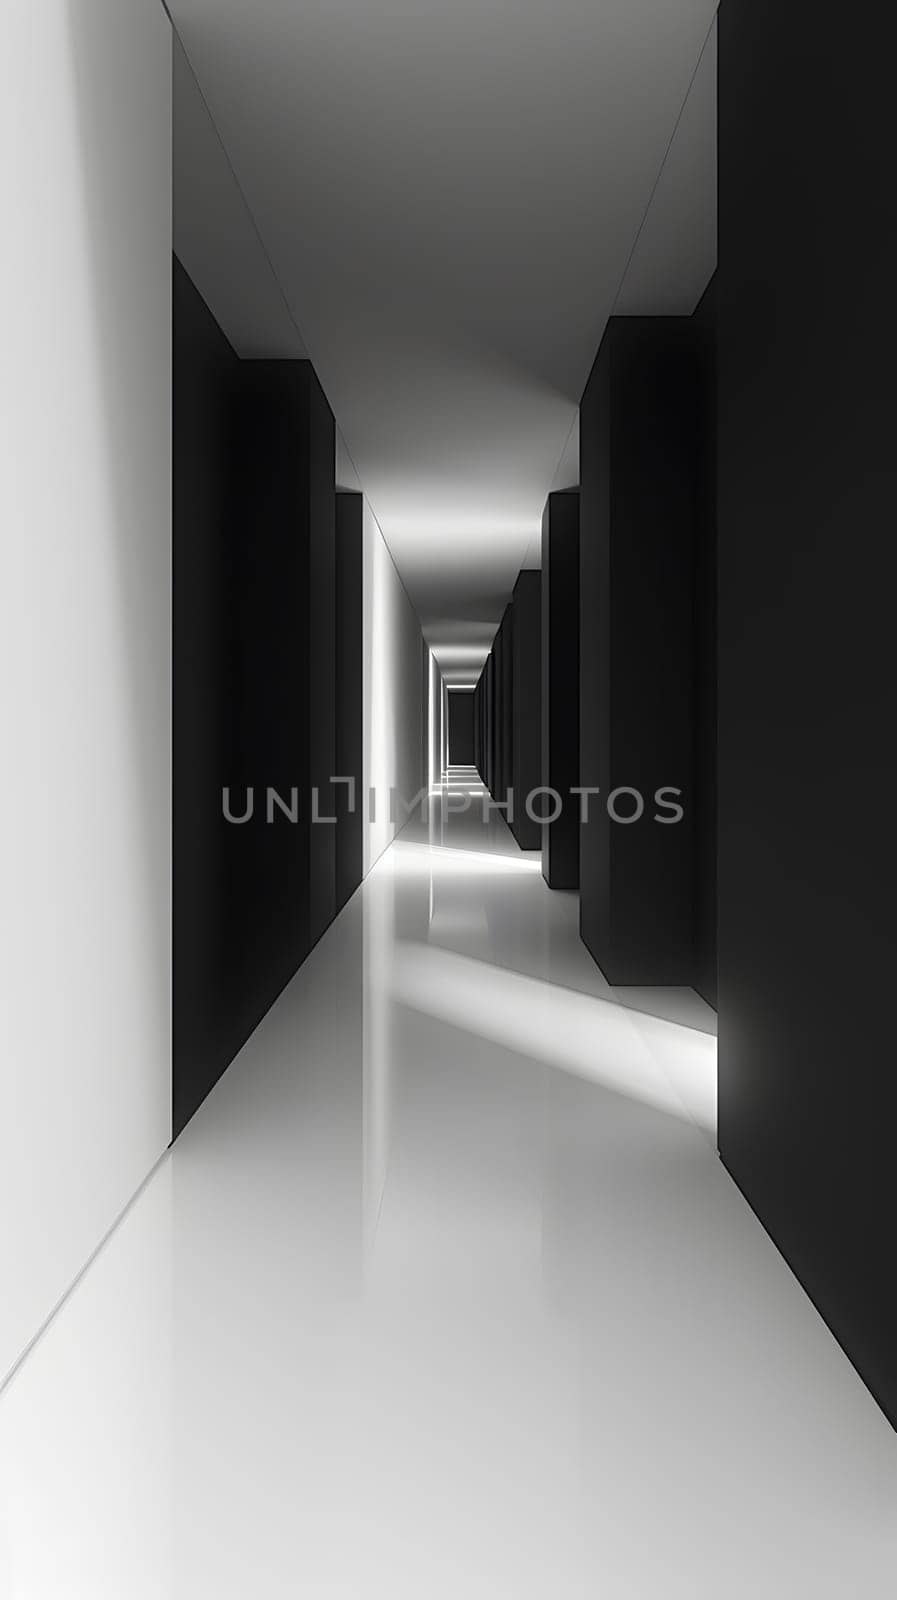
392 840 542 874
389 940 717 1132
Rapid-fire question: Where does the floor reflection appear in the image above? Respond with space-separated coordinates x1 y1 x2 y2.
1 786 896 1597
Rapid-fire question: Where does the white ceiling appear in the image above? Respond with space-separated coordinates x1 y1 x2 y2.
169 0 718 683
172 37 305 358
614 18 717 318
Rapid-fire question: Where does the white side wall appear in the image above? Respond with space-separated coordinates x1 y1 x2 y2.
0 0 173 1383
336 431 425 872
363 500 425 871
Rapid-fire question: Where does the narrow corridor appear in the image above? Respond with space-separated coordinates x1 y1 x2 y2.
2 784 895 1597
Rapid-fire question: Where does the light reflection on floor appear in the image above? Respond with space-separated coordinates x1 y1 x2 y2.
1 783 896 1597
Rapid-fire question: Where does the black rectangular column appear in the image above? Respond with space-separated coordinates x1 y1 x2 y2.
541 491 580 886
475 674 486 782
335 491 363 912
489 617 501 797
579 316 698 984
498 603 513 804
447 689 475 766
172 257 243 1138
236 359 336 965
485 653 495 795
173 262 339 1137
491 618 501 797
307 367 336 947
718 0 896 1425
510 572 541 850
693 279 717 1008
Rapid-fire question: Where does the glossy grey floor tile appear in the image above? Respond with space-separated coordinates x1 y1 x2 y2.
1 787 895 1597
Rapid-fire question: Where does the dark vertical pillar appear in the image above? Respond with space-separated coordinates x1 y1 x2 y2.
492 618 503 799
718 0 896 1425
172 257 242 1138
173 271 339 1136
447 689 475 766
693 278 717 1008
229 359 312 1003
486 652 495 796
335 490 363 913
476 676 486 781
579 335 611 969
237 359 336 962
541 491 580 886
510 572 541 850
579 316 698 984
487 654 493 790
307 369 336 947
499 603 513 805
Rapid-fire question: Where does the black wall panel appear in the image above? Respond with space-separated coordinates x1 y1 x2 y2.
486 653 495 795
693 278 718 1009
579 317 698 985
307 370 336 947
490 619 501 797
173 258 339 1137
541 492 580 887
579 333 611 968
335 491 363 912
489 620 495 800
448 689 475 766
510 572 541 850
231 356 338 977
499 604 513 804
485 654 494 793
172 257 242 1139
476 672 487 782
718 0 897 1425
232 361 310 1005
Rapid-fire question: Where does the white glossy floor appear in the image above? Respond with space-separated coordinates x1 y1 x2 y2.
2 778 896 1597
